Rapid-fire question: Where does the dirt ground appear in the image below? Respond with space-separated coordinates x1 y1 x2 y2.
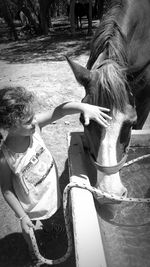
0 20 96 267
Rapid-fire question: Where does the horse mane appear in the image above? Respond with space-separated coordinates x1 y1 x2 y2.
96 60 129 113
87 0 130 113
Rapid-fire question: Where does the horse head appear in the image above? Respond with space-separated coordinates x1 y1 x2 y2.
66 56 137 198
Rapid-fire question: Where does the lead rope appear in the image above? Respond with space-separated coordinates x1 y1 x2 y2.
29 184 73 265
124 153 150 167
29 153 150 265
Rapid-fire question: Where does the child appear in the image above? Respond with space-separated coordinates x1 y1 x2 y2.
0 86 111 264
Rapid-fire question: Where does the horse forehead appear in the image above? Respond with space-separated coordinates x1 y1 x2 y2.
106 112 126 138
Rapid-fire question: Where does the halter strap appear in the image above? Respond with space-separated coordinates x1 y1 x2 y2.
89 153 128 175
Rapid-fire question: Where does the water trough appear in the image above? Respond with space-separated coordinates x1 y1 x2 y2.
68 130 150 267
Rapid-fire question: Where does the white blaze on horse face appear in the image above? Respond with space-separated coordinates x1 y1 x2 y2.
96 111 127 197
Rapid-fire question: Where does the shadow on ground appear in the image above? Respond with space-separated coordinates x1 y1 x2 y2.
0 30 92 64
0 229 75 267
0 233 30 267
0 16 99 64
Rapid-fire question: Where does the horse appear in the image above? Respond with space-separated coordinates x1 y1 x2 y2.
74 1 90 29
66 0 150 199
74 0 98 28
67 0 98 33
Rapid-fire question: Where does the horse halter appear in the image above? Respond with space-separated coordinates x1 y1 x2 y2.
87 146 150 203
89 149 128 175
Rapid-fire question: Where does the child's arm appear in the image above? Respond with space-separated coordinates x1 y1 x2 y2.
35 102 112 129
0 159 34 233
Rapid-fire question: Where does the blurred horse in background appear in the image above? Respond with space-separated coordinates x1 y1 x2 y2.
67 0 99 30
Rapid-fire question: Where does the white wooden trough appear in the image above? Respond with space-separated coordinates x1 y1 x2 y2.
68 129 150 267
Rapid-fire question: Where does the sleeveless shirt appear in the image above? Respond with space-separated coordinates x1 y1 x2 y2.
1 127 61 220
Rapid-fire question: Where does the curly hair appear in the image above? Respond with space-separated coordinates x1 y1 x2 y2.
0 86 34 130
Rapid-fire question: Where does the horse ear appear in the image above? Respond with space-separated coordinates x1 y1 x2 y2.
65 56 91 87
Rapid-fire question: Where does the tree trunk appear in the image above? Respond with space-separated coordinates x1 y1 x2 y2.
0 0 18 40
39 0 51 35
88 0 93 35
70 0 75 35
20 1 40 34
97 0 104 20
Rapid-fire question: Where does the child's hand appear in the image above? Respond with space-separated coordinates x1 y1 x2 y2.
21 215 35 234
82 103 112 128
